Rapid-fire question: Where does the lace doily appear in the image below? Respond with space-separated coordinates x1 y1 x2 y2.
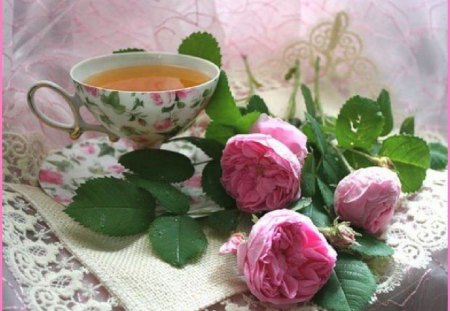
2 185 125 311
379 170 448 292
3 132 47 187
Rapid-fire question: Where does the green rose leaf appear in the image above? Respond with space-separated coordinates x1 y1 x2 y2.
205 121 236 145
304 112 326 154
319 151 351 186
343 150 373 169
207 210 240 234
317 178 334 209
119 149 194 183
178 32 222 67
289 197 313 212
379 135 430 192
126 175 190 214
169 137 224 160
101 91 126 115
301 153 316 197
336 96 385 149
301 84 316 118
429 142 448 170
377 89 394 136
399 116 415 135
149 215 207 267
202 160 236 209
205 71 242 126
314 254 376 311
349 233 394 257
299 196 331 228
65 178 155 236
235 111 261 133
246 95 269 114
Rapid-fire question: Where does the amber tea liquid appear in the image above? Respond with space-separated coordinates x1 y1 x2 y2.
84 64 210 92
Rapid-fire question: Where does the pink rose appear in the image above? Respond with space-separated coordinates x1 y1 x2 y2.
250 114 308 164
107 164 126 174
236 209 336 305
334 167 401 235
221 134 301 213
219 233 246 255
39 169 64 185
154 118 174 132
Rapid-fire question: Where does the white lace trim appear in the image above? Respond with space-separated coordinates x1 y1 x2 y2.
2 186 125 311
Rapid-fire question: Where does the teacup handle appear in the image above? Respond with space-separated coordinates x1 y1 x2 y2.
27 81 119 141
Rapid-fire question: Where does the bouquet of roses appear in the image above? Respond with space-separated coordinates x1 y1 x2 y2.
65 32 447 311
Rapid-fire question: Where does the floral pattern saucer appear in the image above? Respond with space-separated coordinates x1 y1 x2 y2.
39 136 222 217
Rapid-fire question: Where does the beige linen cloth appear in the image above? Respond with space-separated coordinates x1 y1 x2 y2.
8 183 247 311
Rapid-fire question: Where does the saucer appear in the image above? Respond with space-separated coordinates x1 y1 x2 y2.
39 136 222 217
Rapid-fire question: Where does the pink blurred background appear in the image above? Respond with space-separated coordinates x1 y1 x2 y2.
3 0 448 149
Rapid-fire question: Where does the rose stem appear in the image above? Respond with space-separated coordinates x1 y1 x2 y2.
242 55 263 98
313 56 324 123
285 59 301 120
345 148 383 164
330 144 354 173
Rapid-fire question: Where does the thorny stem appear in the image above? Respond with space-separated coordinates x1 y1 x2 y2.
345 148 394 169
242 55 263 97
331 144 354 173
285 59 301 120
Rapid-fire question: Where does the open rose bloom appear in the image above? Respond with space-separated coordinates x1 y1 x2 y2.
221 134 301 213
334 167 401 235
226 209 336 305
250 114 308 164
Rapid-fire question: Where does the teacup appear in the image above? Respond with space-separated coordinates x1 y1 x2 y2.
27 52 220 146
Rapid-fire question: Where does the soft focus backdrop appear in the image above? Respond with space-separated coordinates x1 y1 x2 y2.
3 0 448 146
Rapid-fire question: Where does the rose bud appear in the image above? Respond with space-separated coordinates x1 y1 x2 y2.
320 220 359 248
250 114 308 164
235 209 336 305
334 167 401 235
221 134 301 213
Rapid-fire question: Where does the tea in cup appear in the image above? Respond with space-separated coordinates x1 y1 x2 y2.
27 52 220 146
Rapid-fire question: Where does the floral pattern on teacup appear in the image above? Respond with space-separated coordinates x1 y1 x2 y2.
74 75 218 146
150 92 175 107
154 118 174 132
84 85 100 97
